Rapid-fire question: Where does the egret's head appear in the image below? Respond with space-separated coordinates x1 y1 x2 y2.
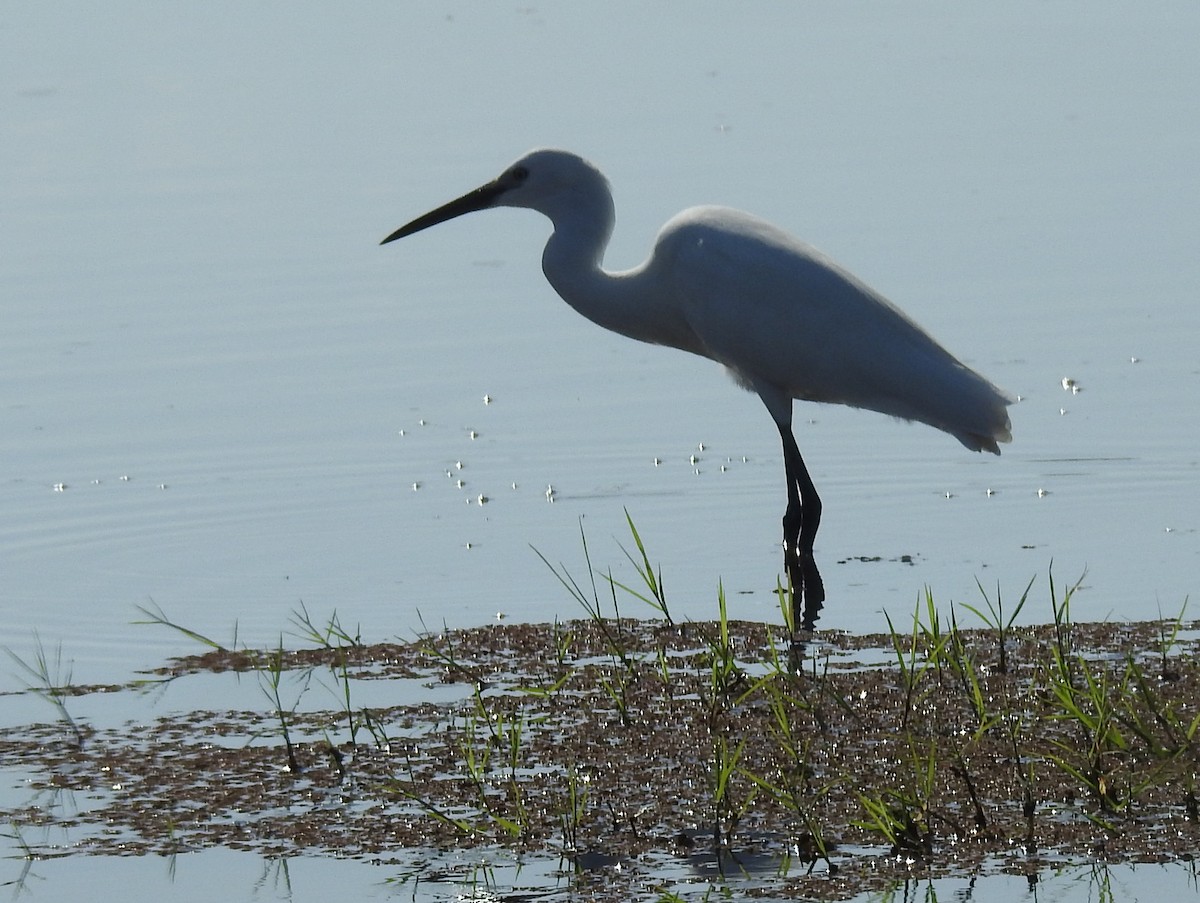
381 149 611 245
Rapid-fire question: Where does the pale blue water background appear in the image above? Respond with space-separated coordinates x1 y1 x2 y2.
3 3 1199 899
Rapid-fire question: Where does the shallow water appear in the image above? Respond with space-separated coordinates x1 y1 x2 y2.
7 847 1198 903
6 850 1200 903
3 2 1200 898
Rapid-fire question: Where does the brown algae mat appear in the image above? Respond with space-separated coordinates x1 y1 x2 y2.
3 603 1200 899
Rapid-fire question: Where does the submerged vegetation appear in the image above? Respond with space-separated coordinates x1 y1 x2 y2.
2 522 1198 900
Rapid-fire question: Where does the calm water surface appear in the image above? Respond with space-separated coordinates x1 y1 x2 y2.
3 3 1199 898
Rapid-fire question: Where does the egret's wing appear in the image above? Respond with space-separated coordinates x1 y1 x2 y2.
657 207 1011 451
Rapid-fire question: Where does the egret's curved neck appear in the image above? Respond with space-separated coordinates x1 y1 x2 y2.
538 186 669 346
541 196 612 305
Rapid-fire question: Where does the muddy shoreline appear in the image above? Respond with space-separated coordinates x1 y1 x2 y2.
4 614 1199 899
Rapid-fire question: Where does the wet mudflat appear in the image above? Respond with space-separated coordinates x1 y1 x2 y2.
4 598 1200 901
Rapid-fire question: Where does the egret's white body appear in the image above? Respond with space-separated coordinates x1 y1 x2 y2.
383 149 1013 629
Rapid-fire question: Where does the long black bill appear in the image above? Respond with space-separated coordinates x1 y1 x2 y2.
380 179 507 245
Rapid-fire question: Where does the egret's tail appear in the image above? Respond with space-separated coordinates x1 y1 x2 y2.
956 422 1011 455
871 353 1014 455
948 384 1014 455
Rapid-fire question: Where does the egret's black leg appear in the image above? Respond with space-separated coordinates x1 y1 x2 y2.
778 423 824 630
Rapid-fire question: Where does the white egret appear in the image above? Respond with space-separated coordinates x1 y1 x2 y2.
382 149 1013 630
